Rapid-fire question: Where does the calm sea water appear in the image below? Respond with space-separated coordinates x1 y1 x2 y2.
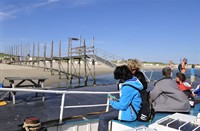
55 68 200 88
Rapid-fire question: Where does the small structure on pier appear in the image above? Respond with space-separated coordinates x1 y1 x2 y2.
67 37 96 87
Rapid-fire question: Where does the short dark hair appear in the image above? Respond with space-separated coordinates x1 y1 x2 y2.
114 65 133 81
192 64 195 68
162 67 172 77
176 72 186 82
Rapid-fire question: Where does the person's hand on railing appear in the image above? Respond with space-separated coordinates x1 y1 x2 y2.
107 94 118 101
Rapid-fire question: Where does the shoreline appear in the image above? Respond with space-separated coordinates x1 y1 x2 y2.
1 63 197 88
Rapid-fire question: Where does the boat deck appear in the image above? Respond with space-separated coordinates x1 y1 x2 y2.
0 84 118 131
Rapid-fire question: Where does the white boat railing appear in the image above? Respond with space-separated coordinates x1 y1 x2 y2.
0 88 119 124
141 69 153 82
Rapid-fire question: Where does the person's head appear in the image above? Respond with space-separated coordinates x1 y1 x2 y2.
162 67 172 77
114 65 133 81
169 60 173 64
192 64 195 68
176 72 186 83
127 59 142 75
183 58 187 64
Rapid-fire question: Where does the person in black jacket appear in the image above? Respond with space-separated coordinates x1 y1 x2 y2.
127 59 148 91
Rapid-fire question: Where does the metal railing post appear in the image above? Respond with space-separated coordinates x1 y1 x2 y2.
11 81 16 104
59 93 66 124
106 93 110 112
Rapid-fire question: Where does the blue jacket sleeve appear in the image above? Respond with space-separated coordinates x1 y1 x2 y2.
194 87 200 94
110 86 135 111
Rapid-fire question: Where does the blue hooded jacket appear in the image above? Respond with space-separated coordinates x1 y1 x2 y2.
110 77 143 121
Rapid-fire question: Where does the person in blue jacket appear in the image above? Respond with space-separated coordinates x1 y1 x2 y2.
98 65 143 131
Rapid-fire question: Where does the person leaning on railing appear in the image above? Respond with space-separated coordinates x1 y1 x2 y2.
98 65 143 131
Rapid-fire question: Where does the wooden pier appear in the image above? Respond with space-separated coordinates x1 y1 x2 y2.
3 37 97 88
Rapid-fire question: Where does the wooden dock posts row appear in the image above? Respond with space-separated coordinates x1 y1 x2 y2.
5 37 96 87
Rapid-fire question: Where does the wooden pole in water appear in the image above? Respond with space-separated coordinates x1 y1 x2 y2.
14 45 16 58
67 38 70 81
12 45 14 63
69 38 72 86
92 37 96 86
78 58 80 86
24 45 26 65
28 44 31 66
84 39 87 86
32 43 35 67
21 44 23 65
78 36 82 86
50 41 53 75
43 44 46 71
19 44 23 65
11 45 12 57
37 43 40 69
14 45 16 62
59 41 61 79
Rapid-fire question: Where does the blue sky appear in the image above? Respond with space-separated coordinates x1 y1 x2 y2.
0 0 200 64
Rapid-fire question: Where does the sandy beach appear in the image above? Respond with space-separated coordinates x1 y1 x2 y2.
0 62 116 87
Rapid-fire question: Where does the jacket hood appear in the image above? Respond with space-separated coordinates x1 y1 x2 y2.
124 77 143 90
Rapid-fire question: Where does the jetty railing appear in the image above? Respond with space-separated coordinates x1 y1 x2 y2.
0 88 119 124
